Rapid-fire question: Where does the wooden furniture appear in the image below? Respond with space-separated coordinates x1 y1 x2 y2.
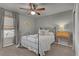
56 31 71 44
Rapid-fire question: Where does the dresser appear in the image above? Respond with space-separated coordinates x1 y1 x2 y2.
56 31 71 45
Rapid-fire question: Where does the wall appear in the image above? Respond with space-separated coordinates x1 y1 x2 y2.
19 10 73 35
19 15 35 35
34 10 73 33
64 21 73 32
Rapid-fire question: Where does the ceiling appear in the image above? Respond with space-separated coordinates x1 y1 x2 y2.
0 3 74 17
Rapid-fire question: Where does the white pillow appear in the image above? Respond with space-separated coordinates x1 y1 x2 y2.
39 29 49 35
44 30 49 35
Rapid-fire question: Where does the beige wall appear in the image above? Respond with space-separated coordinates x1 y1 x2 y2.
19 15 35 35
34 10 73 33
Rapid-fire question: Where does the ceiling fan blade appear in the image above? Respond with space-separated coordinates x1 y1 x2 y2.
19 8 27 10
29 3 32 10
33 4 37 10
36 12 40 15
36 8 45 11
27 12 31 15
19 8 30 10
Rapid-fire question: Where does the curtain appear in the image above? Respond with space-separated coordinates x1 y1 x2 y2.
4 10 19 45
0 8 5 48
0 7 19 47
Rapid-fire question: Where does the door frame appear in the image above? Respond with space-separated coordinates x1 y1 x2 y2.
73 3 79 56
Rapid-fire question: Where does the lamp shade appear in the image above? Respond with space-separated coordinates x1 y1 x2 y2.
31 11 36 15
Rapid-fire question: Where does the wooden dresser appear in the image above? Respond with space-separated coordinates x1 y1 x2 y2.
56 31 71 44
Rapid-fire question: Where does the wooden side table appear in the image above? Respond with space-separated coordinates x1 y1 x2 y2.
56 31 71 45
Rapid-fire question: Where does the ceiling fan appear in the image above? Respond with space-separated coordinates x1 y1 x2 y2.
19 3 45 15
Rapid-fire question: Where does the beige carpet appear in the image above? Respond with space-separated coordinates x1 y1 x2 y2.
0 44 75 56
45 44 75 56
0 45 36 56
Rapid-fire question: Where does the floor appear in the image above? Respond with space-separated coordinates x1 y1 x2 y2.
0 44 75 56
45 44 75 56
0 45 36 56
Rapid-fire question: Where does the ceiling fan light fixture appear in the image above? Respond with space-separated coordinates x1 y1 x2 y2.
31 11 36 15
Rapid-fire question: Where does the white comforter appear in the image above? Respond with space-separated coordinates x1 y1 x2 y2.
21 33 55 55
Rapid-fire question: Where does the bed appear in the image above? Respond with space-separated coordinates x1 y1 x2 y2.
20 31 55 56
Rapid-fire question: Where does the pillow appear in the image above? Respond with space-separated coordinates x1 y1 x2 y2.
39 29 49 35
44 30 49 35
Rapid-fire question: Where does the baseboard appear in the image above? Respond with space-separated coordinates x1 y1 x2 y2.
3 43 14 47
57 42 72 47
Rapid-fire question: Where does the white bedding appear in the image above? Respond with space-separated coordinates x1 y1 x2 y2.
21 33 55 55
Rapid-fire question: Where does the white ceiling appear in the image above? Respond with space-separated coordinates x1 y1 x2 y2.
0 3 74 17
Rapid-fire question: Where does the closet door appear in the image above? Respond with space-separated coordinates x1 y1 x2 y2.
3 11 15 47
